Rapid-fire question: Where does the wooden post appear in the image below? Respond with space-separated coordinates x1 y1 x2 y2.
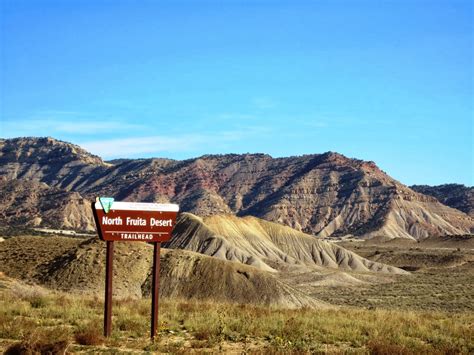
151 242 161 340
104 241 114 337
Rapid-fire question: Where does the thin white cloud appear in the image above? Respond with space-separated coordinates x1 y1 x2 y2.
252 97 277 110
80 127 269 159
81 135 205 157
34 110 84 116
301 121 329 128
55 121 144 133
2 118 144 136
216 113 257 121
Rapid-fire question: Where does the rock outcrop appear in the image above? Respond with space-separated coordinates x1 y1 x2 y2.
411 184 474 217
1 137 472 240
0 178 94 231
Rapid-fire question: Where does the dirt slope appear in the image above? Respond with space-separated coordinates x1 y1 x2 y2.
0 236 322 308
167 213 407 274
143 249 322 308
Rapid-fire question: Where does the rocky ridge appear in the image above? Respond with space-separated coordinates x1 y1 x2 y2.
0 178 94 231
411 184 474 217
0 137 472 240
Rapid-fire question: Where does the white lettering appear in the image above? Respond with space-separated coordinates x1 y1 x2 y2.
120 233 153 240
102 216 123 225
126 217 147 226
150 218 173 227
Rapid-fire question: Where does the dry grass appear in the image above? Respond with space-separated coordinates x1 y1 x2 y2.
309 268 474 312
3 326 71 355
74 321 104 346
1 239 473 353
330 242 474 313
1 283 472 354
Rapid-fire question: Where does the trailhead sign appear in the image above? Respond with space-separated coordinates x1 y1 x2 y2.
91 198 180 340
92 200 179 242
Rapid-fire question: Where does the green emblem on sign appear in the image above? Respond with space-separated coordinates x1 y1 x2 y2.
99 197 114 213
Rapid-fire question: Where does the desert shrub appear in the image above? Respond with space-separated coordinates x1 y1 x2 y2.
85 296 103 310
74 322 104 345
74 330 103 346
10 283 48 299
177 300 199 313
0 317 37 339
29 295 50 309
9 283 51 309
5 326 70 355
5 340 69 355
189 339 209 348
366 338 412 355
116 314 146 333
194 328 214 341
154 340 187 354
136 301 150 316
53 293 73 307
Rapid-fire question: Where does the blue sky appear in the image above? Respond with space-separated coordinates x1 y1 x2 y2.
1 0 472 185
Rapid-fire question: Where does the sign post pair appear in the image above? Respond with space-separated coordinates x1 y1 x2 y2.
92 198 179 340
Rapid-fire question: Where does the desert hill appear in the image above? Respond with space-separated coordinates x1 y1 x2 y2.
0 137 107 186
168 213 407 274
0 213 410 307
143 249 322 308
411 184 474 217
0 236 322 308
1 137 472 240
0 178 94 231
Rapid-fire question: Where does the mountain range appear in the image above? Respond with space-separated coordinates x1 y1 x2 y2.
0 137 472 240
411 184 474 217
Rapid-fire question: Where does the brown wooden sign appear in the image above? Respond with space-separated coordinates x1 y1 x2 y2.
92 201 179 242
91 199 179 340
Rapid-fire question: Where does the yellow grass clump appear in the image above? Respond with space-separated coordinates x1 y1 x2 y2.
0 283 472 354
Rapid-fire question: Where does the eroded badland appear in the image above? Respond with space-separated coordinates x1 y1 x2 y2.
0 137 473 353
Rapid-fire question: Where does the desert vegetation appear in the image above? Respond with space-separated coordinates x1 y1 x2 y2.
1 233 473 353
1 278 472 354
